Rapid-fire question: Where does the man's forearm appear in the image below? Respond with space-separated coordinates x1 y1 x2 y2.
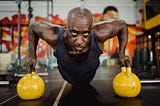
118 37 127 56
118 22 128 56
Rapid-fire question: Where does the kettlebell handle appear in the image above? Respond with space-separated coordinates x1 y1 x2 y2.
26 63 35 73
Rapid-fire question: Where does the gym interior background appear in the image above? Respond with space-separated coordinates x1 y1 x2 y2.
0 0 160 106
0 0 146 69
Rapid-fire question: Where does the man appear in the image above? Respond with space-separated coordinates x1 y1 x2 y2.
27 7 132 87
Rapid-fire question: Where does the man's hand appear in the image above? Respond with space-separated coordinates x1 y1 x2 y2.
24 58 37 72
119 54 132 66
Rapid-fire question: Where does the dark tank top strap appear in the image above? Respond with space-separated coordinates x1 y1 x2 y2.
91 31 102 55
54 26 65 56
58 26 65 38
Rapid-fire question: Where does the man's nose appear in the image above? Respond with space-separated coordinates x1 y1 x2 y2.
76 36 83 44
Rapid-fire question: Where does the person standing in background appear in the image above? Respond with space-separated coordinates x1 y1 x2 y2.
101 6 119 21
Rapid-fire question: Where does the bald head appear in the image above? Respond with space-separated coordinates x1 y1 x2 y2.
67 7 93 27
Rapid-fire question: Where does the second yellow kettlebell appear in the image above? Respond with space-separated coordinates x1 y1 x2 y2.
113 66 141 97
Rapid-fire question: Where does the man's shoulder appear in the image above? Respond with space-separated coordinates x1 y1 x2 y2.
43 22 62 28
93 19 126 27
29 21 61 28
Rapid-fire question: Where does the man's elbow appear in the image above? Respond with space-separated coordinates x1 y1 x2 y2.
28 22 40 34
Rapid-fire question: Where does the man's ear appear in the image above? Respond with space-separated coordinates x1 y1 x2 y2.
64 24 68 30
92 27 94 31
64 24 67 28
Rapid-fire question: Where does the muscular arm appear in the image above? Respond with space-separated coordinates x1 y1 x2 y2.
28 22 60 60
94 20 132 65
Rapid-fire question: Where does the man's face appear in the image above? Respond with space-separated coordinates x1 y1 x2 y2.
67 17 92 54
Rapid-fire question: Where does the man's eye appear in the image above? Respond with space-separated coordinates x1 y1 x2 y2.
83 32 89 37
71 32 77 36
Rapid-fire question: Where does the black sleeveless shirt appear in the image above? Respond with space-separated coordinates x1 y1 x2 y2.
54 27 102 87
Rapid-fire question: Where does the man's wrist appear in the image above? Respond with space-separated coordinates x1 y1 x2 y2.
118 53 124 57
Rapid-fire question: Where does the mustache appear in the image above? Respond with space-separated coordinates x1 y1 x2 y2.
73 44 86 48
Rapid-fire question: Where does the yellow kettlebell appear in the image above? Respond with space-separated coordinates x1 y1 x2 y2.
113 65 141 97
17 72 45 100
